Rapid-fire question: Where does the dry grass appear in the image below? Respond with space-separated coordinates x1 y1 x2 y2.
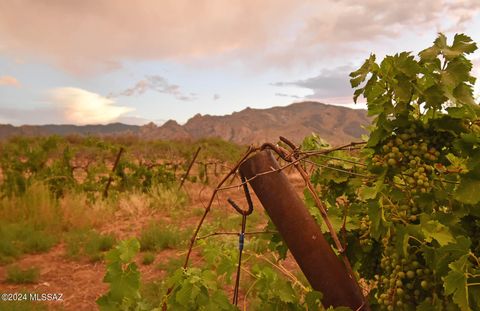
60 192 114 231
0 182 60 230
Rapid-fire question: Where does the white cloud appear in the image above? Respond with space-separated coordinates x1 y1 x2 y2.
0 75 20 87
49 87 134 124
115 115 152 125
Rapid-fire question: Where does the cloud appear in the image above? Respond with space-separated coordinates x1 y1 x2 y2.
115 115 152 125
109 75 196 101
272 65 371 109
0 0 300 74
0 90 138 125
0 105 70 125
0 75 20 87
49 87 134 124
274 54 480 107
0 1 477 73
473 57 480 78
275 93 304 99
473 57 480 98
301 0 479 44
273 65 355 99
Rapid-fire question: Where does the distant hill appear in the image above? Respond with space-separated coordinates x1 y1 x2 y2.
0 101 370 145
0 123 140 140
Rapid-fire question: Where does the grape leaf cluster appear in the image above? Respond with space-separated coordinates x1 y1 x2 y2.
347 33 480 311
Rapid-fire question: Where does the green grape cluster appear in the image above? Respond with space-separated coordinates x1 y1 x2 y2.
376 244 434 310
384 203 419 224
359 216 372 247
371 125 453 194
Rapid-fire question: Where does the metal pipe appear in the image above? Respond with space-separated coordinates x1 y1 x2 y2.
239 149 368 310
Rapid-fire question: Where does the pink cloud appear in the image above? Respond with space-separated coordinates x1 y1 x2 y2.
0 1 478 74
0 75 20 87
0 0 301 74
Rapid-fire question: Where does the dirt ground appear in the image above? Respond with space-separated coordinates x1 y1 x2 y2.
0 169 307 311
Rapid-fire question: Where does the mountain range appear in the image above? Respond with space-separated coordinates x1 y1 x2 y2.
0 101 370 145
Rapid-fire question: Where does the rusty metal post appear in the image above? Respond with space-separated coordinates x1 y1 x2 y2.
239 150 368 310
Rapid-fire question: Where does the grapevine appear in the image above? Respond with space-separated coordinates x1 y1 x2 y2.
344 33 480 310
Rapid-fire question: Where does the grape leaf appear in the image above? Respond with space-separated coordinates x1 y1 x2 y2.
420 217 455 246
358 185 377 201
444 255 470 311
305 291 323 310
455 176 480 205
433 236 471 277
118 238 140 262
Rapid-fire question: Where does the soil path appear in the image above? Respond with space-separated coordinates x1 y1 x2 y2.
0 172 306 310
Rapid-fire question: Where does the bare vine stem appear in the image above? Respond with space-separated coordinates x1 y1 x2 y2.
309 153 367 166
196 230 278 240
183 145 258 268
214 142 367 192
215 154 310 191
302 159 372 178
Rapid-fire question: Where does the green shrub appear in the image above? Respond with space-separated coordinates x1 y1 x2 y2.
20 230 57 254
156 256 184 274
148 185 187 211
139 223 186 252
65 230 116 261
141 252 155 265
0 223 56 264
0 235 20 264
6 266 40 284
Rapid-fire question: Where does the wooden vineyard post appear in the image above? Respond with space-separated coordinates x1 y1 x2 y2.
203 163 209 184
178 146 201 190
239 150 368 310
103 147 124 199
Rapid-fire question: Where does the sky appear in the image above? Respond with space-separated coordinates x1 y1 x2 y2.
0 0 480 126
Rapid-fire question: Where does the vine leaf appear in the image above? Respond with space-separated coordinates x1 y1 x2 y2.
176 282 195 306
305 291 323 309
433 236 471 277
420 217 455 246
358 185 377 201
97 238 142 310
445 33 478 59
368 200 389 240
444 255 470 311
455 176 480 205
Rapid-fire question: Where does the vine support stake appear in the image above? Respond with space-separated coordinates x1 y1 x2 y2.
103 147 124 199
178 146 201 190
239 149 368 310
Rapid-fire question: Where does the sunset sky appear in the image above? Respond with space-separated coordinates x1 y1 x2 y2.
0 0 479 125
